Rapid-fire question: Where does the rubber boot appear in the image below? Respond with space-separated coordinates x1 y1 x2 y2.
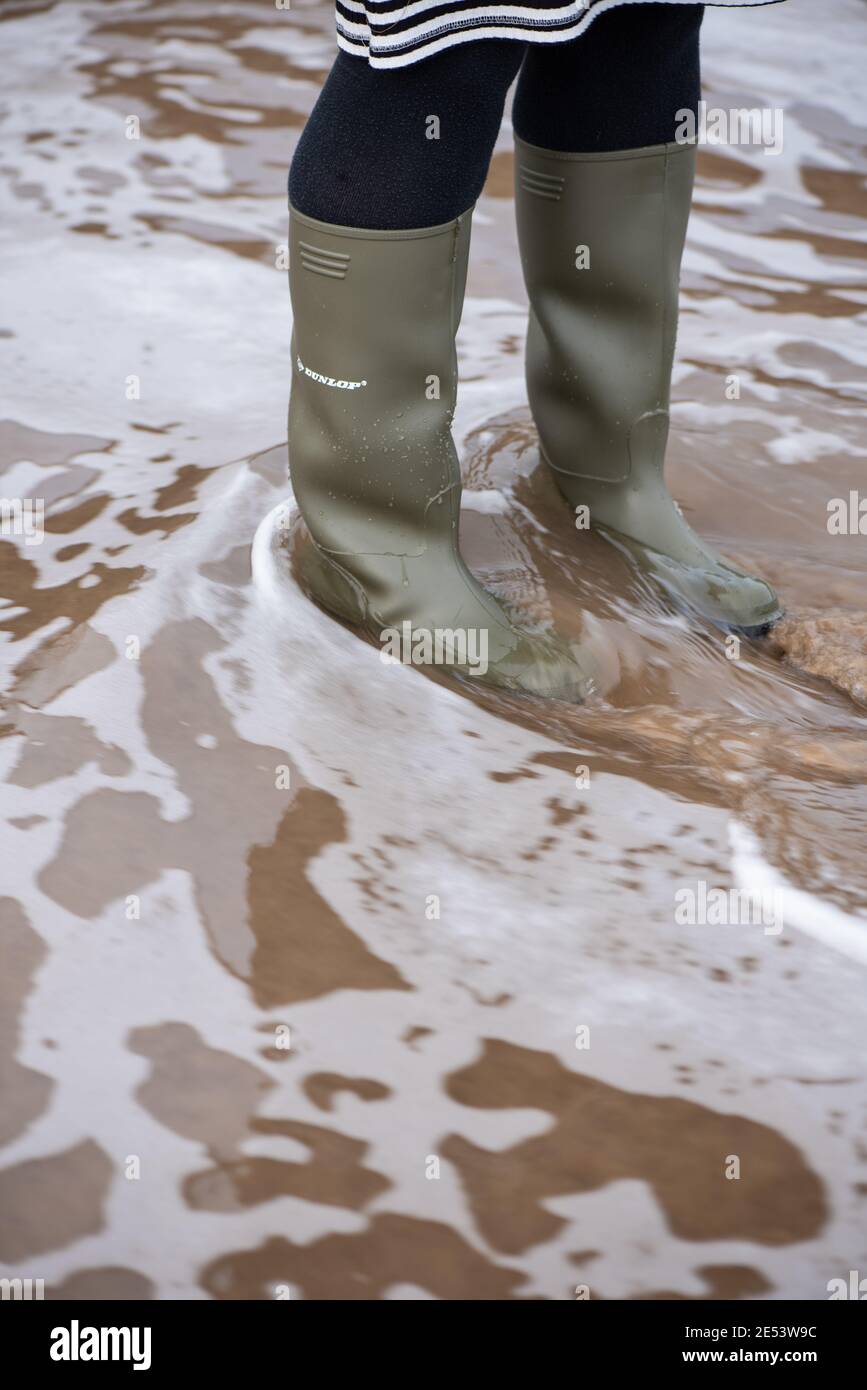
514 137 782 636
288 205 601 697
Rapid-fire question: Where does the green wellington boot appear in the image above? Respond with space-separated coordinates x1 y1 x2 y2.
288 205 601 697
514 137 782 636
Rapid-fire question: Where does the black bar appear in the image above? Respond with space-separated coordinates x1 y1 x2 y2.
5 1297 862 1373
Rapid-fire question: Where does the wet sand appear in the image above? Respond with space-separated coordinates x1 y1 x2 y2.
1 0 866 1298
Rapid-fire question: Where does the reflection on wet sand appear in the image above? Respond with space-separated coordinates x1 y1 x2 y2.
1 0 866 1298
443 1039 826 1252
0 899 52 1150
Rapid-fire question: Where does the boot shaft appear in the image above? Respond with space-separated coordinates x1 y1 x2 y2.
515 137 696 485
288 207 472 565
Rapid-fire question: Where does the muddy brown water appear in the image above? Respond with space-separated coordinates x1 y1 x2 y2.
1 0 866 1299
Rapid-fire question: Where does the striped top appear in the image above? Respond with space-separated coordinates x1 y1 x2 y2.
336 0 786 69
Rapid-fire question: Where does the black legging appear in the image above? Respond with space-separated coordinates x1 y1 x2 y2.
289 4 704 230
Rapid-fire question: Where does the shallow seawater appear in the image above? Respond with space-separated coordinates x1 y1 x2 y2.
1 0 866 1299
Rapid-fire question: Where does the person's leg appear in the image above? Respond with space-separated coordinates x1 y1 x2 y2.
512 3 703 153
511 5 781 634
289 43 523 229
287 42 600 697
